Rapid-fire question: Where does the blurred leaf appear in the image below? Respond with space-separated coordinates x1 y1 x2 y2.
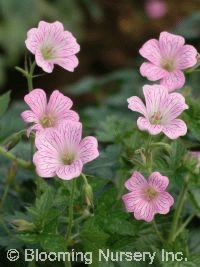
0 101 26 138
0 91 10 118
84 144 122 180
173 12 200 39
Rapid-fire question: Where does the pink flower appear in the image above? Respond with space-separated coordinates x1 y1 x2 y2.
139 31 197 91
25 21 80 73
21 88 79 136
145 0 167 19
127 84 188 139
122 171 174 222
33 121 99 180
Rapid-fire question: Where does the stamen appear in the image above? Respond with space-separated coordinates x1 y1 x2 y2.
161 57 175 72
62 152 75 165
143 186 158 201
150 111 162 124
39 114 55 128
41 46 55 60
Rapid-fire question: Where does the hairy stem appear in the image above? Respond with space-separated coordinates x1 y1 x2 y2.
168 181 188 243
65 178 76 244
0 146 32 170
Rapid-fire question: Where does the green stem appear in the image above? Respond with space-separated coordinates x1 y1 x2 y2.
168 181 188 243
173 213 195 241
146 135 153 173
0 184 9 210
26 61 36 92
64 179 76 267
65 178 76 244
0 146 32 170
152 220 165 244
81 172 89 185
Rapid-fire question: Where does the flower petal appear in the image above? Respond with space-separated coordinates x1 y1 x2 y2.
79 136 99 164
148 172 169 191
24 89 47 116
161 92 188 122
153 192 174 214
124 171 147 191
159 31 185 57
58 121 82 150
122 193 145 212
47 90 79 121
137 117 164 135
25 28 39 54
127 96 147 117
145 122 163 135
160 70 185 91
56 31 80 56
140 62 167 81
139 39 161 65
34 127 64 152
35 51 54 73
143 84 168 116
33 149 61 178
54 55 79 72
21 110 38 123
56 159 83 180
134 201 155 222
26 124 42 137
162 118 187 139
176 44 197 69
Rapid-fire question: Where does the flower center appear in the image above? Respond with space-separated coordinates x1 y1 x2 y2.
143 186 158 201
150 111 162 124
41 46 55 60
161 57 175 72
39 113 56 128
61 151 75 165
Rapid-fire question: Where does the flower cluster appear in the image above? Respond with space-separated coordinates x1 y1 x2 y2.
123 31 197 222
128 31 197 140
22 21 99 180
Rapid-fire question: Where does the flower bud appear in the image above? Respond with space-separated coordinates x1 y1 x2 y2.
83 183 94 207
12 219 35 232
3 132 22 151
6 162 17 185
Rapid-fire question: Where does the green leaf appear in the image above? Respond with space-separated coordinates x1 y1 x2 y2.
0 101 26 138
84 144 122 180
40 234 66 252
188 188 200 215
80 218 110 267
0 90 10 118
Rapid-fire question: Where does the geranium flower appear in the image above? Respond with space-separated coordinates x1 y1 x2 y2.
122 171 174 222
139 31 197 91
21 88 79 136
33 121 99 180
25 21 80 73
127 84 188 139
